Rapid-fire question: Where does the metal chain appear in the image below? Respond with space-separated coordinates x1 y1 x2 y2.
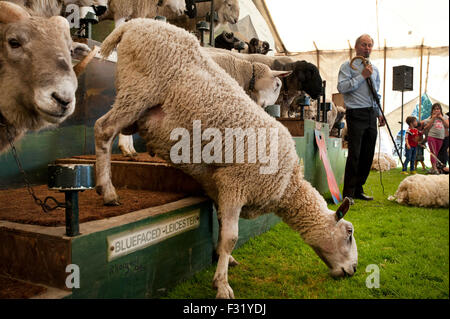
1 122 64 213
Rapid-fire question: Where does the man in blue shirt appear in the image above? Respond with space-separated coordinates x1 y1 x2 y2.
338 34 385 201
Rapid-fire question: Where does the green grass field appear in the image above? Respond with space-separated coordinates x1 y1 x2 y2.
165 169 449 299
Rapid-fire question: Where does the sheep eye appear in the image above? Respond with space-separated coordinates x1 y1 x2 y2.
8 39 21 49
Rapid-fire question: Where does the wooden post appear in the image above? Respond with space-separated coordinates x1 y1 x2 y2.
348 40 353 60
382 39 387 113
313 41 320 70
418 39 424 121
425 50 431 93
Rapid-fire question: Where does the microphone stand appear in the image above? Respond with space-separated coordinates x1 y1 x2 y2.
350 56 405 168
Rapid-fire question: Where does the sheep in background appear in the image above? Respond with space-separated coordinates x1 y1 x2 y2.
371 152 397 172
161 0 239 31
214 31 244 51
246 38 271 55
206 50 292 107
388 174 449 207
6 0 108 17
100 0 185 25
96 19 358 298
204 48 323 118
0 1 92 153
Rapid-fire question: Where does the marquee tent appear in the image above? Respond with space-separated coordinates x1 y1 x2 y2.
231 0 449 116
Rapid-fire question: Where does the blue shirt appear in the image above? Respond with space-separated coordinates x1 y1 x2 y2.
337 59 382 116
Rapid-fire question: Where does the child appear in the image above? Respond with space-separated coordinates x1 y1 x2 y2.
402 116 420 174
415 133 427 171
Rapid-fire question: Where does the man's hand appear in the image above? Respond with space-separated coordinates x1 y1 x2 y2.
378 116 386 127
362 64 373 79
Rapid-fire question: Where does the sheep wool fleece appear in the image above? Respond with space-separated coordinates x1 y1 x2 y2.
100 18 303 213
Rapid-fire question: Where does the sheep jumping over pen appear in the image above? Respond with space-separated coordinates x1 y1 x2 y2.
0 1 93 154
96 19 358 299
389 174 449 207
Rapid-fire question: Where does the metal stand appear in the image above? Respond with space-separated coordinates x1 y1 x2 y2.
65 191 80 237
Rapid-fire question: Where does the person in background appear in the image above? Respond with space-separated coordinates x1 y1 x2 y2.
422 103 449 174
337 34 385 202
402 116 419 175
437 111 449 168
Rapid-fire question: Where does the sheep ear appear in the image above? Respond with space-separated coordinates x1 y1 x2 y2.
0 2 30 24
272 70 292 78
335 197 351 221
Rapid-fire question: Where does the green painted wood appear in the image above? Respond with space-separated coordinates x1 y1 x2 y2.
69 200 213 298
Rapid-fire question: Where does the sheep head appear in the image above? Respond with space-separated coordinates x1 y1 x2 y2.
216 0 239 25
251 66 292 108
0 1 78 125
307 198 358 278
161 0 186 16
291 61 323 100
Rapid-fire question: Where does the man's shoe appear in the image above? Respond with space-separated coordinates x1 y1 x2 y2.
354 193 374 201
410 170 417 175
401 171 409 175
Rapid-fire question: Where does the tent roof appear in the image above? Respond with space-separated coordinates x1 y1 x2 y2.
259 0 449 53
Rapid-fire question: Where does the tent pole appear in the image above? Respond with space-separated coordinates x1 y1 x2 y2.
425 50 430 93
418 39 424 121
348 40 352 60
382 39 387 113
313 41 320 70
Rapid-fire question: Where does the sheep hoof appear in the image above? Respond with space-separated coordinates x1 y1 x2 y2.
104 199 121 206
215 283 235 299
229 256 239 267
95 185 103 196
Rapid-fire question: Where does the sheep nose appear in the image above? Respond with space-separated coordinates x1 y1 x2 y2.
92 5 107 16
353 264 357 273
51 92 72 111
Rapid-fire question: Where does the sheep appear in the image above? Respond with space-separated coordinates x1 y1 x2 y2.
214 31 243 51
6 0 108 18
245 38 271 55
205 50 292 108
161 0 239 32
0 1 92 153
371 152 398 172
96 19 358 298
388 174 449 207
204 48 323 118
99 0 186 26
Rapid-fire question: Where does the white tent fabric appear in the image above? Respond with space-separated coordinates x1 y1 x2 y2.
265 0 449 52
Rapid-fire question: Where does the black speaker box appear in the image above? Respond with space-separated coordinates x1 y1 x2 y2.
393 65 413 91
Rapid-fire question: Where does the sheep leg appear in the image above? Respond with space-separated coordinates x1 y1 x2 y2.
118 134 138 157
94 105 145 205
213 203 241 299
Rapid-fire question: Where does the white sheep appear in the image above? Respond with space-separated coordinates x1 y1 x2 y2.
96 19 358 299
100 0 186 25
198 50 291 108
161 0 239 31
6 0 108 17
0 1 91 153
204 48 323 118
389 174 449 207
371 152 398 172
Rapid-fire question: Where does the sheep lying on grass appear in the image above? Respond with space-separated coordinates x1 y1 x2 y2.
97 19 358 299
0 1 93 153
389 174 449 207
371 152 397 172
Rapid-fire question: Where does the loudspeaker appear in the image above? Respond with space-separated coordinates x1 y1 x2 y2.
393 65 413 91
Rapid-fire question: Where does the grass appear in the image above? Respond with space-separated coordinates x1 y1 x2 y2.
164 169 449 299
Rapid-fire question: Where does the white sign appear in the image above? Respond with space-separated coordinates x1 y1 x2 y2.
107 210 200 261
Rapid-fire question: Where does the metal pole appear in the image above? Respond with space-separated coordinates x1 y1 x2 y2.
65 191 80 237
209 0 215 46
400 90 404 162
